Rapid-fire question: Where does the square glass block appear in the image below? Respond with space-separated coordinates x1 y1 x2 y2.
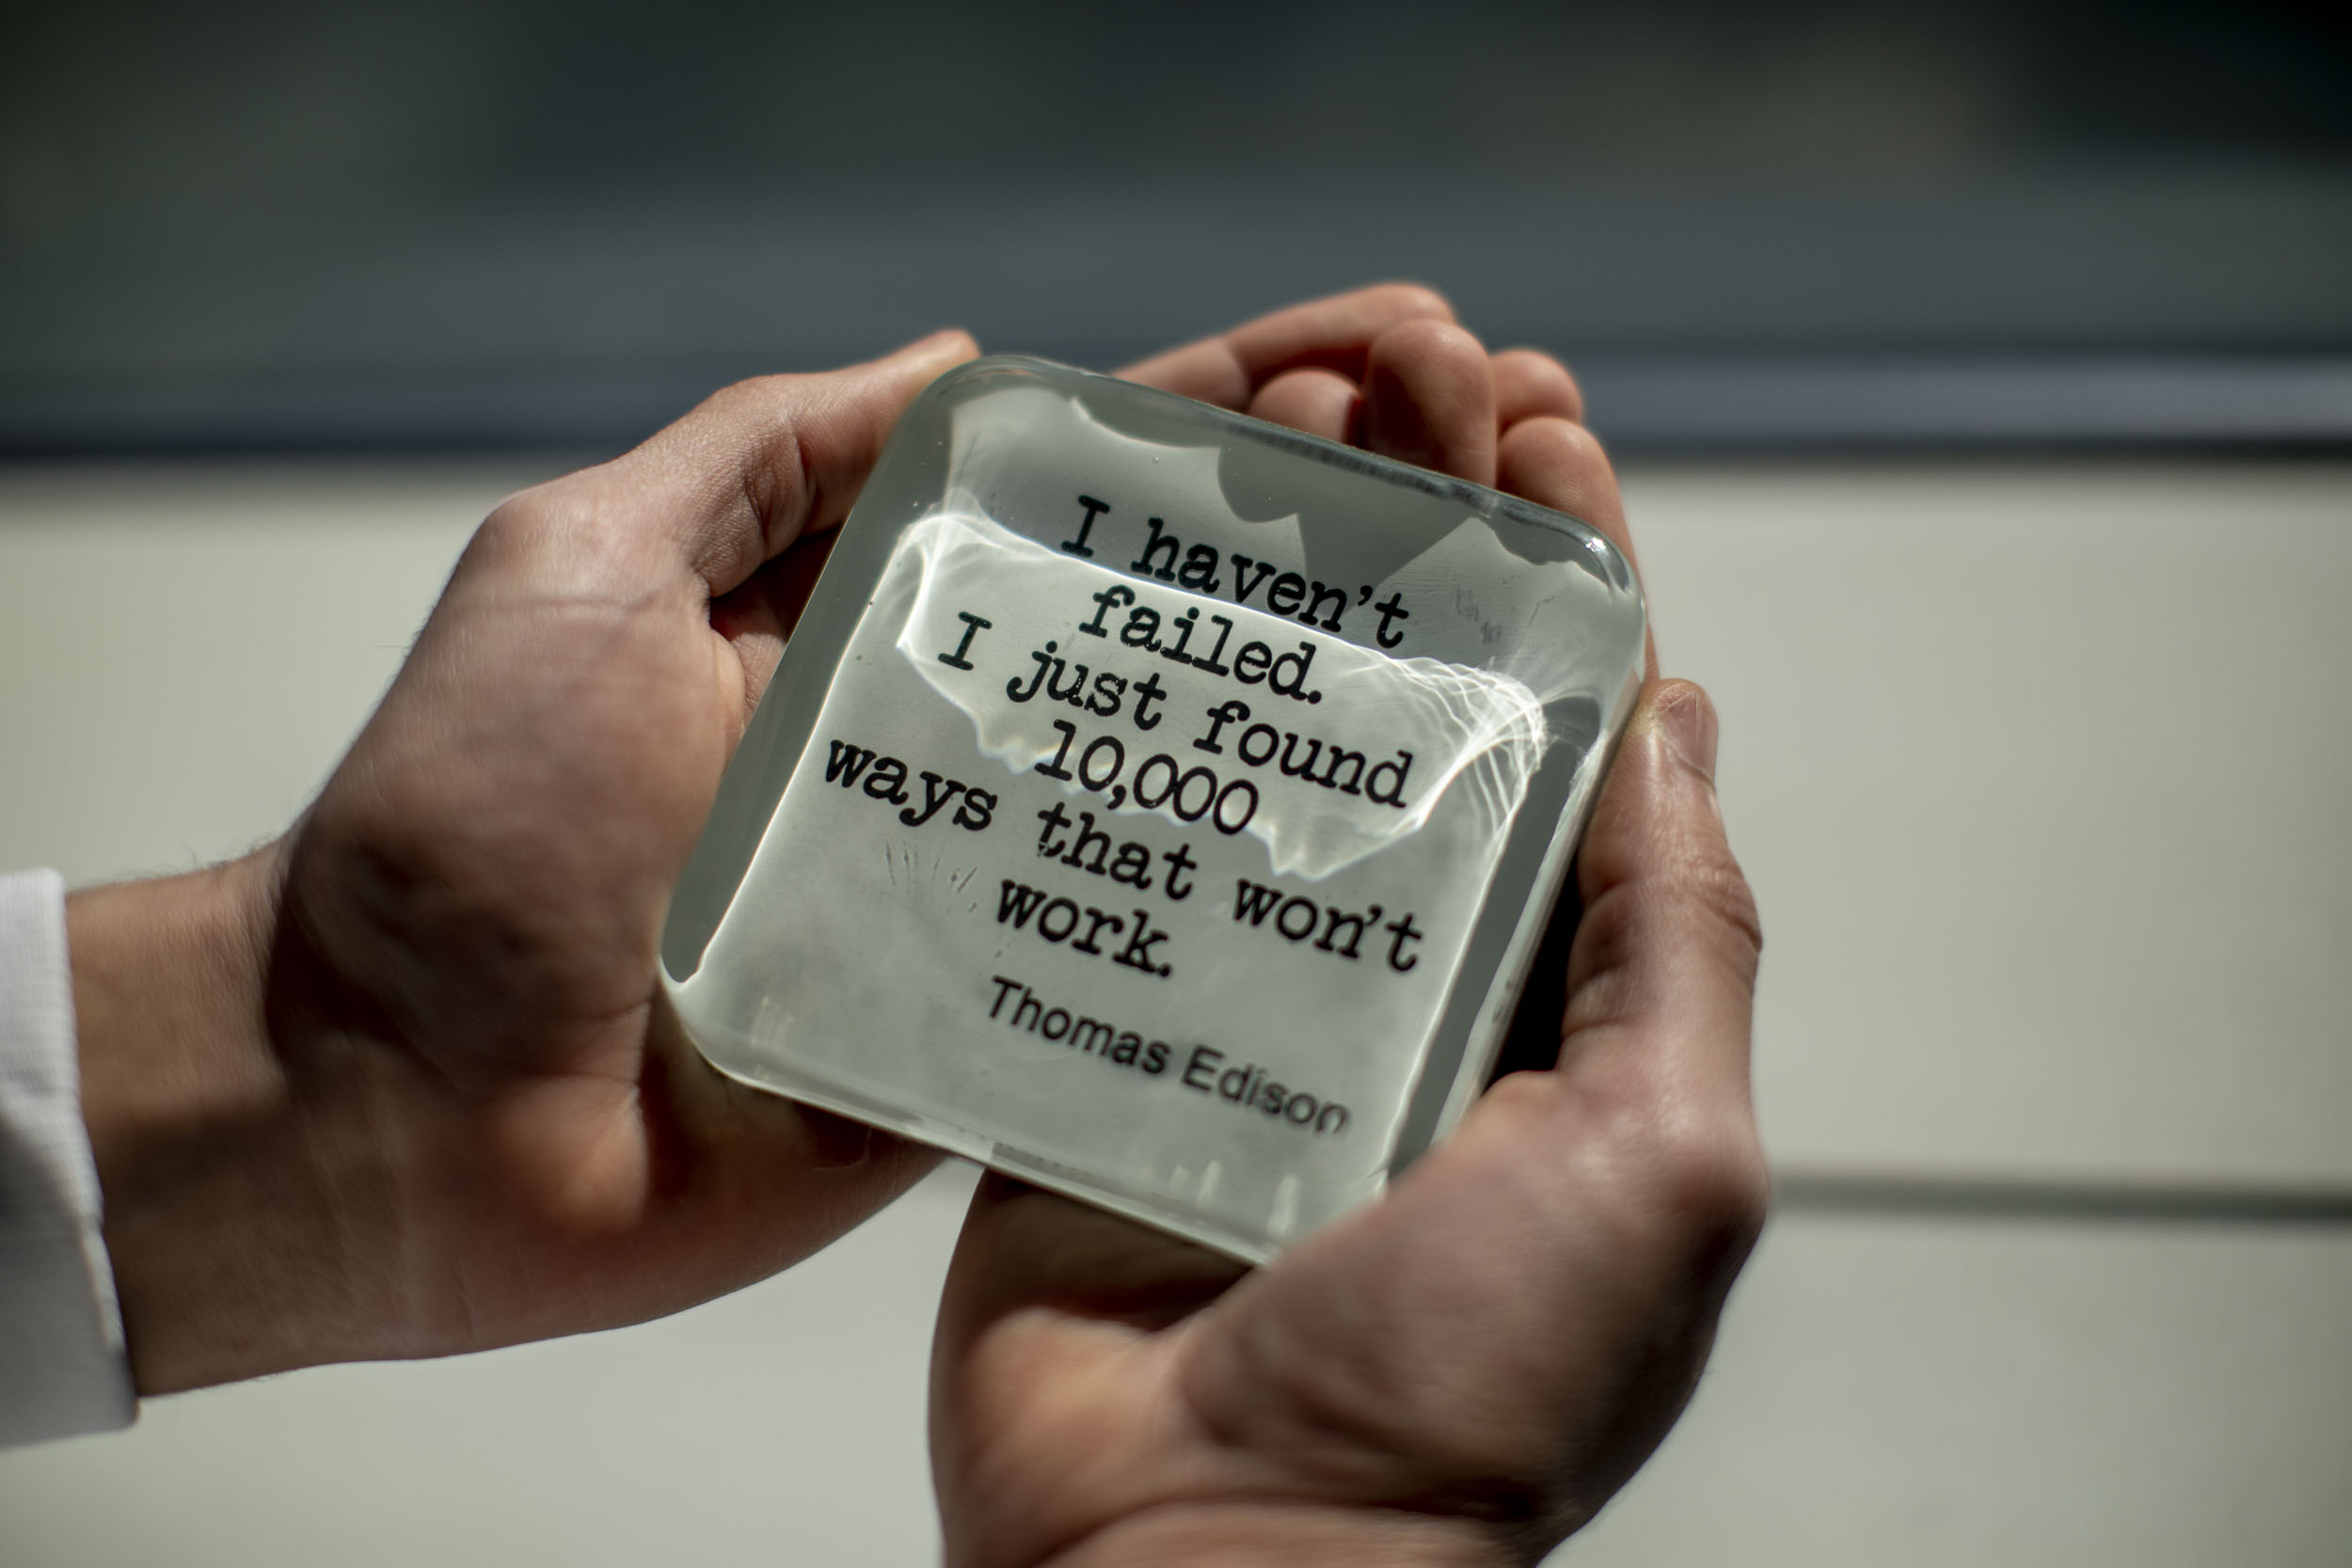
661 356 1645 1260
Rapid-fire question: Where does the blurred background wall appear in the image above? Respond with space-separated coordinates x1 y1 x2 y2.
2 3 2348 1564
6 0 2349 452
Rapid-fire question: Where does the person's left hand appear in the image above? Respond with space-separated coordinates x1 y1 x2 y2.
68 286 1471 1393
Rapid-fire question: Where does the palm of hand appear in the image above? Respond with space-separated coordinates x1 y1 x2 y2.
938 996 1761 1566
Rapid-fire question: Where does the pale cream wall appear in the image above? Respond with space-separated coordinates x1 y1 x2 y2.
3 460 2346 1566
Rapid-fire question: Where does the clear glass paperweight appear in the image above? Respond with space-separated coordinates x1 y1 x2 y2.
660 356 1646 1260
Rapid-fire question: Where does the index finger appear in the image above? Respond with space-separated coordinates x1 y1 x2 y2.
1116 284 1456 408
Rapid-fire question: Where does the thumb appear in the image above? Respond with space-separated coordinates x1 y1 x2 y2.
1558 680 1761 1102
603 329 980 599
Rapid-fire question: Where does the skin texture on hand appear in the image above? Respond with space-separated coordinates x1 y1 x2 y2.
72 331 981 1390
63 288 1760 1562
928 306 1762 1567
66 286 1498 1395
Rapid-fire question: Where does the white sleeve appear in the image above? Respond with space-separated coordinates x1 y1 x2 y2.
0 869 135 1446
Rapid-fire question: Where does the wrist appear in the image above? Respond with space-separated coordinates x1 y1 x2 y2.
70 848 382 1392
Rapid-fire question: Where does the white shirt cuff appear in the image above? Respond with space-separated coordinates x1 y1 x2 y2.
0 869 135 1446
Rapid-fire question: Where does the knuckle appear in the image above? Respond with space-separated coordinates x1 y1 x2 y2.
1503 415 1613 479
1375 314 1484 363
1539 383 1585 425
694 372 804 448
467 482 575 566
679 378 812 536
473 465 643 572
473 490 537 546
1682 850 1765 979
1478 1063 1562 1119
1370 279 1457 322
1549 1039 1766 1241
1581 1098 1768 1270
707 371 790 407
672 375 768 441
1496 345 1582 402
1554 378 1586 423
1654 1115 1771 1244
482 473 573 532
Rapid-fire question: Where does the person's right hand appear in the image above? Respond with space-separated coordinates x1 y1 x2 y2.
930 312 1765 1566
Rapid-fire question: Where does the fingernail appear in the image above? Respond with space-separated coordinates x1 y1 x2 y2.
1655 683 1718 781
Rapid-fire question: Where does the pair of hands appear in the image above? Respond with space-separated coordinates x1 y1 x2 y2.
68 286 1764 1566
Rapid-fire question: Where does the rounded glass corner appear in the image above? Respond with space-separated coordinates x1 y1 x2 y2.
660 354 1646 1259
